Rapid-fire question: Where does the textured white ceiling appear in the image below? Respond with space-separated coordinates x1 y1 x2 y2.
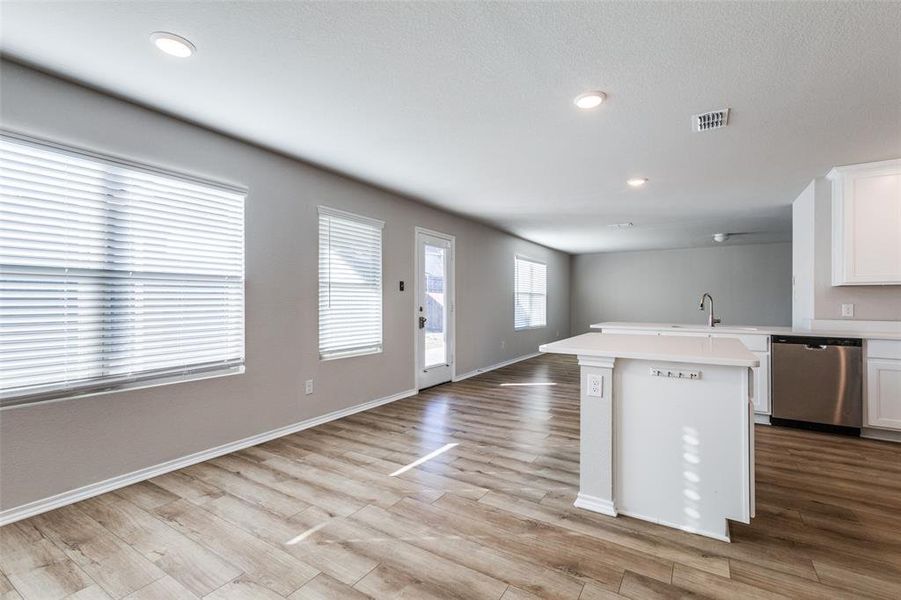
1 1 899 253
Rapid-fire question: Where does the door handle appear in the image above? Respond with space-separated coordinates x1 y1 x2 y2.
418 316 427 329
805 344 827 350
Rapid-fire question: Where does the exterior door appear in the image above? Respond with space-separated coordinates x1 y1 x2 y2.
415 228 454 389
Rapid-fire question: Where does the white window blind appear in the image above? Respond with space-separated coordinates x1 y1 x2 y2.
318 207 383 359
514 256 547 330
0 134 245 407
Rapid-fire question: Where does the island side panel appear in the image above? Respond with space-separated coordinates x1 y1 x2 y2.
574 355 617 516
613 358 751 541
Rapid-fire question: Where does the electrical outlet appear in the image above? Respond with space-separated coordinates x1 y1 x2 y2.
841 303 854 317
304 379 313 395
587 374 603 397
500 340 506 350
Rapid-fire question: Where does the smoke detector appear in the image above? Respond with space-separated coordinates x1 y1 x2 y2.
693 108 730 132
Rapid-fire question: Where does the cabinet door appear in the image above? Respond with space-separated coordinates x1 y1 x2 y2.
830 162 901 285
750 352 771 414
867 359 901 430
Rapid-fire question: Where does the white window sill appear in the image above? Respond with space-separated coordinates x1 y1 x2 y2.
320 347 383 361
0 366 245 411
515 325 548 331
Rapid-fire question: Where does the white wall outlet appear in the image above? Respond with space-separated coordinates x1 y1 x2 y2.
500 340 506 350
587 374 603 397
841 303 854 317
304 379 313 395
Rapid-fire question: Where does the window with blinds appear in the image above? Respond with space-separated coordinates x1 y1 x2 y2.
514 256 547 330
318 206 383 359
0 134 245 407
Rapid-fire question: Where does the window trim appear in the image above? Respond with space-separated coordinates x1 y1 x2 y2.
513 254 548 331
318 205 385 230
0 131 247 409
318 205 385 360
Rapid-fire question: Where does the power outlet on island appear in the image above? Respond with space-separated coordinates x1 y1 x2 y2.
587 374 603 397
304 379 314 395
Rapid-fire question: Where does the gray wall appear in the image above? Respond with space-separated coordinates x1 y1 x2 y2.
570 243 792 334
0 61 570 511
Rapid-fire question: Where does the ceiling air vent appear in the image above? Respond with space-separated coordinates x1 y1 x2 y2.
693 108 730 132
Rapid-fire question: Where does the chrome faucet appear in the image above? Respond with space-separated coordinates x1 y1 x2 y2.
698 292 721 327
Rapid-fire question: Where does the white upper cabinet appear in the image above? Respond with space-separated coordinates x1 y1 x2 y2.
828 159 901 286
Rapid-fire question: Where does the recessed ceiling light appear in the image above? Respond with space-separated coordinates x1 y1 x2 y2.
150 32 195 58
627 178 648 187
574 91 606 110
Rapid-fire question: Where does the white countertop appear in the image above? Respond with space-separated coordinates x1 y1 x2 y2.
591 321 901 341
539 333 759 367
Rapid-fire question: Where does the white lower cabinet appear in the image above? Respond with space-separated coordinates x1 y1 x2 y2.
866 340 901 431
867 360 901 429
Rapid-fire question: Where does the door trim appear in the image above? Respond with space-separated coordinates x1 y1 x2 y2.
413 226 456 391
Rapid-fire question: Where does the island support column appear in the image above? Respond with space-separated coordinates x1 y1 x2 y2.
574 355 617 517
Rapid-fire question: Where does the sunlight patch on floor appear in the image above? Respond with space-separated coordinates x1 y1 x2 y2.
285 521 330 545
389 442 459 476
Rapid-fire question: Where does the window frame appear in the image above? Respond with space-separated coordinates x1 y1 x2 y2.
0 131 247 409
317 205 385 361
513 254 548 331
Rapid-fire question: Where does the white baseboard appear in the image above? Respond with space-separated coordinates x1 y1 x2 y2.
452 351 542 382
0 387 417 526
861 427 901 443
573 492 617 517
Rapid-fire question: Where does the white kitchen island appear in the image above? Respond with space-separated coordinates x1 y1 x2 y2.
539 333 758 541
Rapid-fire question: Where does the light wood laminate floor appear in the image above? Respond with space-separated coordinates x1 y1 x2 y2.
2 354 900 599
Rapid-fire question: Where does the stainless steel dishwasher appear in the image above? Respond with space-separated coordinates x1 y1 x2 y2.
771 335 863 433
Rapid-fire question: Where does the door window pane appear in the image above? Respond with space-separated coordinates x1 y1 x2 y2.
424 244 446 367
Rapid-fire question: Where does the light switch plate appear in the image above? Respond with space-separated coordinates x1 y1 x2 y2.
841 303 854 317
